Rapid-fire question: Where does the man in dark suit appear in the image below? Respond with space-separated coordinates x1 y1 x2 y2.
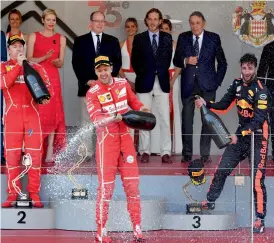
72 11 122 158
173 11 227 163
132 8 173 164
258 41 274 158
1 30 7 165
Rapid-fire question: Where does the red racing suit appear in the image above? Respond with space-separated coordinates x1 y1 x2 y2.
1 59 51 194
86 77 144 230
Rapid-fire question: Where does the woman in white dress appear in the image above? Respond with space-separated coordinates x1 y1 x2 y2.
151 19 182 154
119 18 139 148
6 9 28 58
119 17 138 90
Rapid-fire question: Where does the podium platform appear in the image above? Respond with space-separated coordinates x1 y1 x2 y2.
163 211 237 230
1 207 54 229
51 196 165 231
1 196 238 232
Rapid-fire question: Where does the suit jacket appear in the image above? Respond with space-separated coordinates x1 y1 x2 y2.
131 31 172 93
258 41 274 91
173 30 227 99
1 31 7 121
1 31 7 61
72 32 122 97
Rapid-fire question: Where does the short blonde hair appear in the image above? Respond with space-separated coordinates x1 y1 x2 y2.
42 8 57 19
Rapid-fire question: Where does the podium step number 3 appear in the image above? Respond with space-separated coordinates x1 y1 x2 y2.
1 208 54 229
163 212 237 231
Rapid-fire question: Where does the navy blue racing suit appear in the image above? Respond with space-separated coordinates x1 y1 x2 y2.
206 78 270 219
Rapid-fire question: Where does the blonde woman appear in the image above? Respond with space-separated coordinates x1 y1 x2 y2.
27 9 66 164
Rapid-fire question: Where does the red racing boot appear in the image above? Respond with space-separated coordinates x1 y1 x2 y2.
134 225 145 242
2 194 17 208
29 193 44 208
95 227 112 243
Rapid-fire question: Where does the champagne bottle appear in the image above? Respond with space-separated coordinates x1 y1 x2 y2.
196 96 232 149
122 110 156 131
95 110 156 131
23 60 51 104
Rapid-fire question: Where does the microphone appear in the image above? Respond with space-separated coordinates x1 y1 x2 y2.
53 40 56 44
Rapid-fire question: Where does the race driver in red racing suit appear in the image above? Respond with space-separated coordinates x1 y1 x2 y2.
1 35 51 208
196 53 269 234
86 55 148 242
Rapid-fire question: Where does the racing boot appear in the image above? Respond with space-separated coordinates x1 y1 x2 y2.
253 218 265 233
95 227 112 243
201 200 215 210
2 194 18 208
134 224 145 242
29 193 44 208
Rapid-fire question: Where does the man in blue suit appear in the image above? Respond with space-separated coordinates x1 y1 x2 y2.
132 8 173 164
1 30 7 165
174 11 227 163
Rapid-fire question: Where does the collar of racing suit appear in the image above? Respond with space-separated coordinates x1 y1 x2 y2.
6 59 18 65
97 77 115 91
242 76 257 86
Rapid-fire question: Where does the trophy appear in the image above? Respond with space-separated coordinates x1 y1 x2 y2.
13 154 33 208
184 159 206 214
68 143 89 199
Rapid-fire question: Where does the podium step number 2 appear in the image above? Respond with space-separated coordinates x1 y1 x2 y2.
1 208 54 229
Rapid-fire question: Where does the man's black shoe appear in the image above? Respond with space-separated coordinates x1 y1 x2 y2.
201 156 212 163
181 155 192 163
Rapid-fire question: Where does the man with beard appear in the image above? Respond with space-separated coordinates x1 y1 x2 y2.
131 8 173 164
195 53 269 234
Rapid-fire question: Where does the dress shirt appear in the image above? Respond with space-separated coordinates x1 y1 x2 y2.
91 31 102 51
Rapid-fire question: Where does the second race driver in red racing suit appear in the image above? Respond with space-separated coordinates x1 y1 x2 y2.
1 35 51 208
86 55 148 243
195 53 270 234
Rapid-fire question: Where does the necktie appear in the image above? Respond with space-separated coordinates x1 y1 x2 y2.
96 34 101 55
194 36 199 57
152 34 157 56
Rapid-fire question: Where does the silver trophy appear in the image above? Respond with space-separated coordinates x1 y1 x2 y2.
68 143 88 199
184 159 206 214
13 154 33 208
183 180 203 214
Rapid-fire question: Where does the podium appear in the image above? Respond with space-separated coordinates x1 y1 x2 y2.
163 211 237 230
51 196 165 231
1 207 54 229
0 196 238 231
